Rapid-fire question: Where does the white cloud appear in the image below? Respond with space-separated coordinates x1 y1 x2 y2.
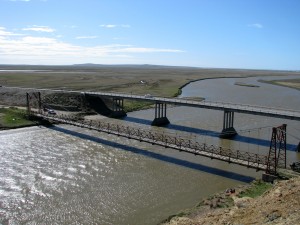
21 36 57 44
76 36 98 39
0 27 23 36
0 27 183 64
22 25 55 33
248 23 263 29
100 24 117 28
100 24 131 28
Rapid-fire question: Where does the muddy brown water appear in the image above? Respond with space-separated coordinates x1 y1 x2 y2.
1 76 299 224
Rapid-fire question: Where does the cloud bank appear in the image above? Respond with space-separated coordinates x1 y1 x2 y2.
0 27 183 64
22 25 55 33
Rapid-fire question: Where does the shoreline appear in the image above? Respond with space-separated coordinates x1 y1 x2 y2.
161 171 300 225
258 78 300 91
0 123 38 131
178 74 300 93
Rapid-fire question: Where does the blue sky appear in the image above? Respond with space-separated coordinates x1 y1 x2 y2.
0 0 299 70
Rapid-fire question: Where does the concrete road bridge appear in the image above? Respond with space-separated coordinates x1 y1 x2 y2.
7 86 300 138
83 91 300 138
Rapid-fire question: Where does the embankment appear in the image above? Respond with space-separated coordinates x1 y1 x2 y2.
161 173 300 225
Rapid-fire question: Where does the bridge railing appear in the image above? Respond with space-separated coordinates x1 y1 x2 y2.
85 91 300 116
37 112 270 170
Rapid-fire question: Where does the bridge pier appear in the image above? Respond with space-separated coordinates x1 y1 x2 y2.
152 102 170 126
263 124 287 182
111 97 127 118
26 92 42 114
220 110 237 138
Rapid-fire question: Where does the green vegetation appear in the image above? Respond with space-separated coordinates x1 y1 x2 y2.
259 78 300 91
2 65 299 98
0 107 36 129
1 65 300 113
124 100 153 112
238 179 272 198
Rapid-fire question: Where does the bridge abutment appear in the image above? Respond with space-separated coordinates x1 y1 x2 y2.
262 173 278 183
220 110 237 138
152 102 170 126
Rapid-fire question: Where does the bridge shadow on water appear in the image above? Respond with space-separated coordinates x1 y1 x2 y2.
124 116 297 151
50 125 255 183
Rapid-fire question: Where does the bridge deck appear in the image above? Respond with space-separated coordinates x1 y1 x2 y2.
85 91 300 121
37 113 270 171
4 86 300 121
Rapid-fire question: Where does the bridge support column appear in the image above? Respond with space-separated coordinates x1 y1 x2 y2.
26 93 31 114
263 124 287 182
111 97 127 118
152 102 170 126
26 92 42 114
220 110 237 138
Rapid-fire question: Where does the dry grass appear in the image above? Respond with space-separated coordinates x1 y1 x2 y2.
260 79 300 90
1 65 299 97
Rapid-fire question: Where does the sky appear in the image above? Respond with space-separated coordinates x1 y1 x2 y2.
0 0 300 70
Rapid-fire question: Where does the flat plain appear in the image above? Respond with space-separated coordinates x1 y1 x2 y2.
1 64 299 97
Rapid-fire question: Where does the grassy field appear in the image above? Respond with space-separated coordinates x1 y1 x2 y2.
0 107 36 129
1 64 299 97
1 65 299 112
259 78 300 90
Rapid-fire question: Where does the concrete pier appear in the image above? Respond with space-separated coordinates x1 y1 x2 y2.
111 97 127 118
220 110 237 138
152 102 170 126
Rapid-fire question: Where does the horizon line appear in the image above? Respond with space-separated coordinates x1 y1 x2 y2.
0 63 299 72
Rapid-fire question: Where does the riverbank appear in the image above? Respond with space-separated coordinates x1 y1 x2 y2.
0 107 36 130
259 78 300 91
161 173 300 225
0 107 54 130
1 66 300 113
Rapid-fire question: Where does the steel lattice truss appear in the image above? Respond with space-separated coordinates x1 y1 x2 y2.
266 124 287 175
34 112 273 171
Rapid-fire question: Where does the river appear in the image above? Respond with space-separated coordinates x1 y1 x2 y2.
1 75 300 224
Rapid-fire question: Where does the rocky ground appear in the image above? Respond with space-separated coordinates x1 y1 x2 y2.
163 175 300 225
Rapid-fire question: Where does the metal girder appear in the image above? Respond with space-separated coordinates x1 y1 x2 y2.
266 124 287 175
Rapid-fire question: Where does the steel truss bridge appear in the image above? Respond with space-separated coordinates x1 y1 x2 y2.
33 112 287 174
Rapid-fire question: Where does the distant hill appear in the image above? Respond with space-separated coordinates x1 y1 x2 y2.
0 63 199 71
0 63 297 73
72 63 198 69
